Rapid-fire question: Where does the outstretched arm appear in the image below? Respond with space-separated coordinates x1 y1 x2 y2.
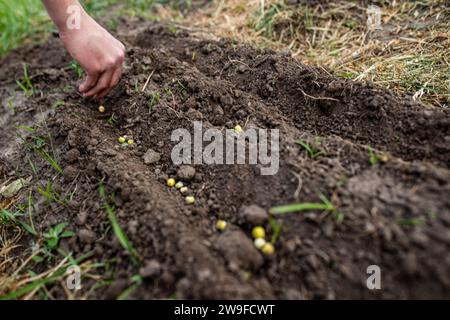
42 0 125 99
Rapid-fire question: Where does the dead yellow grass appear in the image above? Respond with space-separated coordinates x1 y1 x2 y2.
0 226 23 295
180 0 449 108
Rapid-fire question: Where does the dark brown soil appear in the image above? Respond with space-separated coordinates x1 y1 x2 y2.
1 19 449 299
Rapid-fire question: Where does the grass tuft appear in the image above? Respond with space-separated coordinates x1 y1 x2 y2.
296 138 322 159
15 64 34 97
187 0 450 108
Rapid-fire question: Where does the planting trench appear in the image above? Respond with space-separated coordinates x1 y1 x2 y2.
0 20 450 299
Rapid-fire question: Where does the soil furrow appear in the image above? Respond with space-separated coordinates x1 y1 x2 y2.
1 20 449 299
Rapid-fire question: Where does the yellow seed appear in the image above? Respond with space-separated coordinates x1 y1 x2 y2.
175 181 184 189
180 186 188 194
185 196 195 205
254 238 266 249
216 220 227 231
167 178 176 187
380 155 388 162
234 125 243 134
127 139 134 145
118 137 126 144
252 226 266 239
98 105 105 113
261 243 275 255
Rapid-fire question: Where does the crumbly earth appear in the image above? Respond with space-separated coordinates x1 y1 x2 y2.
1 19 449 299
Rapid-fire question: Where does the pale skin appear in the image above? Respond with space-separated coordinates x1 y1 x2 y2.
42 0 125 99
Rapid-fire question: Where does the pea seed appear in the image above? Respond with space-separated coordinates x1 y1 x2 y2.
252 226 266 239
216 220 227 231
261 242 275 255
185 196 195 205
167 178 176 187
180 186 188 194
254 238 266 249
175 182 184 189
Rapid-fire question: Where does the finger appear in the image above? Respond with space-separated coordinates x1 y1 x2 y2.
79 72 100 93
116 39 126 52
83 68 114 98
94 86 112 100
96 66 123 99
110 63 123 88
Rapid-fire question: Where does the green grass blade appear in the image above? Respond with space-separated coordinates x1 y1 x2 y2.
0 275 56 300
271 202 332 214
271 194 335 215
269 218 282 244
36 185 65 206
27 191 37 234
33 148 63 174
99 184 140 266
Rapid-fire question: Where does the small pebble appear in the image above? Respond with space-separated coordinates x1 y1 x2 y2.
177 165 196 181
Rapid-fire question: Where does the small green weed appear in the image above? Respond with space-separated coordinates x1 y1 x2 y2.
296 138 323 159
147 92 161 111
69 60 84 78
268 218 282 244
43 222 75 253
16 64 34 96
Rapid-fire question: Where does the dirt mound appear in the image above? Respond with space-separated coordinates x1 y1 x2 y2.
1 20 449 299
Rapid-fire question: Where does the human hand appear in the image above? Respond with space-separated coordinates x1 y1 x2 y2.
60 13 125 99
